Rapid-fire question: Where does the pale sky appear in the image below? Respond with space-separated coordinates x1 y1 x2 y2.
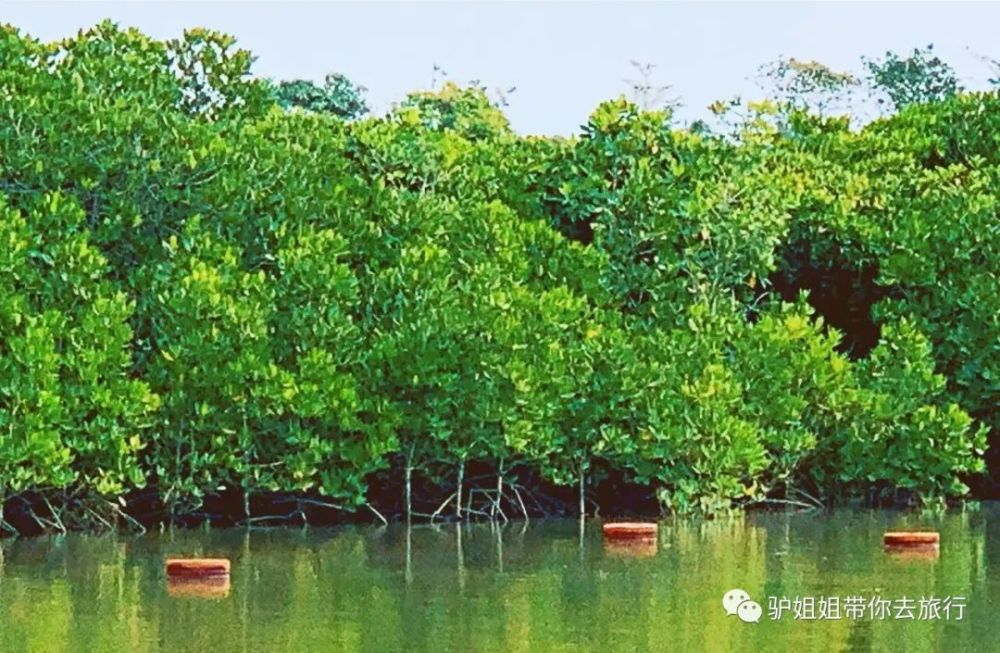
4 2 1000 134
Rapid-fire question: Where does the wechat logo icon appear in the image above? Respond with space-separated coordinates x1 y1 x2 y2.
723 588 762 623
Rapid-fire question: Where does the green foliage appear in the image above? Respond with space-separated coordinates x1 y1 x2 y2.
759 57 860 115
0 23 993 526
397 82 512 140
864 44 962 111
0 194 158 499
271 73 369 119
847 320 987 497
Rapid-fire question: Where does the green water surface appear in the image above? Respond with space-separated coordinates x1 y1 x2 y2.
0 507 996 652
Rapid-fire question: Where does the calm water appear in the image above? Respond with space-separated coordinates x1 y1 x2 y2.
0 507 997 653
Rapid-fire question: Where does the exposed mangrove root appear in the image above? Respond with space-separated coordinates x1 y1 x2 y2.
792 487 826 510
367 502 388 526
511 484 530 522
431 492 456 523
0 475 576 536
296 498 346 511
493 464 505 521
42 495 67 534
750 498 820 511
0 464 911 539
109 502 147 535
240 510 308 527
0 496 15 537
83 504 114 531
468 489 508 523
26 505 57 533
511 483 570 516
0 518 18 536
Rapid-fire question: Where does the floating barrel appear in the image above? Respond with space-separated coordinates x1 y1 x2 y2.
883 532 939 558
165 558 231 579
603 522 658 541
883 532 939 547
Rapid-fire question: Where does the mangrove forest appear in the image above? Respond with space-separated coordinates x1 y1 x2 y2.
0 23 997 535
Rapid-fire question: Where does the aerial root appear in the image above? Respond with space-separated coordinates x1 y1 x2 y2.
430 492 456 523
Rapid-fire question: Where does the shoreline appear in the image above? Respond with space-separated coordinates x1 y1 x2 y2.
3 473 997 539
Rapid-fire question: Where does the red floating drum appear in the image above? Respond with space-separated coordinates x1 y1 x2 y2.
882 532 940 547
602 522 658 540
165 558 231 578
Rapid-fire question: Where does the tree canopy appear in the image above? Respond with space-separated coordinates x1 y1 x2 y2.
0 22 995 531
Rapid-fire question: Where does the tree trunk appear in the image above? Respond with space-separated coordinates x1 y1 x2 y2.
405 463 413 524
0 486 7 536
493 472 503 518
578 466 585 518
495 467 504 520
456 457 465 520
241 418 251 520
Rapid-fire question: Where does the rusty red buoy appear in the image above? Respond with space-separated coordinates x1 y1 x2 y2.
603 522 658 541
883 532 939 558
165 558 231 579
883 532 939 548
